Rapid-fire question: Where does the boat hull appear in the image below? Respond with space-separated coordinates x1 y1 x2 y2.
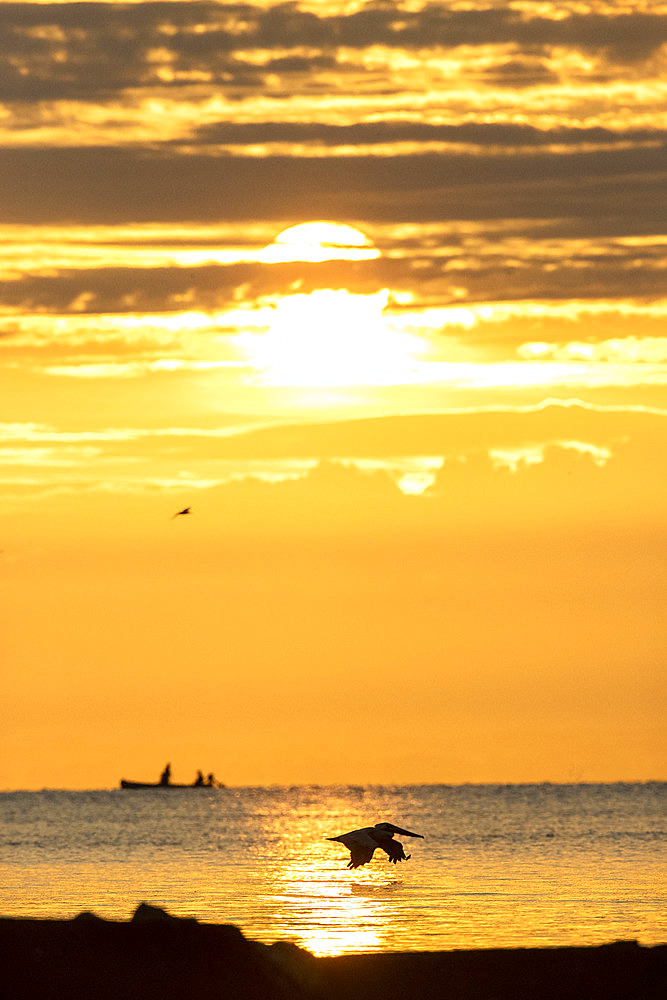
119 780 213 790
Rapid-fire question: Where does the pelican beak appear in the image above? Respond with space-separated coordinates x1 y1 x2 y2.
393 826 424 838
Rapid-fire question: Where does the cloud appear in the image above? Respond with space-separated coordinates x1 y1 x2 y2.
0 262 261 313
488 439 613 472
0 140 665 231
3 243 667 318
191 120 666 149
1 4 665 96
5 397 663 462
519 337 667 365
0 445 102 467
1 403 665 557
7 430 664 537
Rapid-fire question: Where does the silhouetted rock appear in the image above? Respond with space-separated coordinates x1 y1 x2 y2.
130 901 198 925
1 908 665 1000
314 939 667 1000
2 907 309 1000
264 939 321 995
71 909 105 923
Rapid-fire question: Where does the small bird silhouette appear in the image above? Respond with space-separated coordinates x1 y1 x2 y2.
171 507 191 520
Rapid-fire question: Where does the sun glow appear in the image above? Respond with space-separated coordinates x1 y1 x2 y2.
245 288 422 387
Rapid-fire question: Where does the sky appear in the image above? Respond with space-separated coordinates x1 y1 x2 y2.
1 0 666 790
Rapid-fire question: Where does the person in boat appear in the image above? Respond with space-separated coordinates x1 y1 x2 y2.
206 773 216 787
159 763 171 786
194 770 204 786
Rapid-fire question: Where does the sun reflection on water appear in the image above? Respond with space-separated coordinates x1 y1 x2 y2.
230 790 424 956
264 855 407 956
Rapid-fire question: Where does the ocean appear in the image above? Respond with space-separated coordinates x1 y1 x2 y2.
0 783 664 956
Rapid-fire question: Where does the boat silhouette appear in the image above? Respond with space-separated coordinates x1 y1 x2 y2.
120 766 222 789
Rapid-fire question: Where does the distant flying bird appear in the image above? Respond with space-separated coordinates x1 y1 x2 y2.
327 822 424 869
171 507 191 519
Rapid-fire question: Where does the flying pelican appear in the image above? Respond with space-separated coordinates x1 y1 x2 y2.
327 822 424 869
171 507 191 519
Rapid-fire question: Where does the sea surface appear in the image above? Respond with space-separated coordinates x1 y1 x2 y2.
0 783 664 956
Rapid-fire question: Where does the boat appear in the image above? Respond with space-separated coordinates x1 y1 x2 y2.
120 779 214 790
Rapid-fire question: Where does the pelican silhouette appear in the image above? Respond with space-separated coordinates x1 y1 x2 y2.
327 822 424 869
171 507 191 519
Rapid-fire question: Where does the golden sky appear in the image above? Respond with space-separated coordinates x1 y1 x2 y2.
1 0 666 789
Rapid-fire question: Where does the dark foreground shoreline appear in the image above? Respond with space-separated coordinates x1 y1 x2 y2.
3 904 665 1000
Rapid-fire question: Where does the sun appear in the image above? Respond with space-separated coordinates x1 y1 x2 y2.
258 221 380 263
240 222 422 388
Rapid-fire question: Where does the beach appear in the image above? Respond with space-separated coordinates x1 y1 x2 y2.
3 904 665 1000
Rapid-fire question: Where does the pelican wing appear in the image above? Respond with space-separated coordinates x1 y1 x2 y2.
346 841 377 869
376 837 410 864
328 828 379 869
